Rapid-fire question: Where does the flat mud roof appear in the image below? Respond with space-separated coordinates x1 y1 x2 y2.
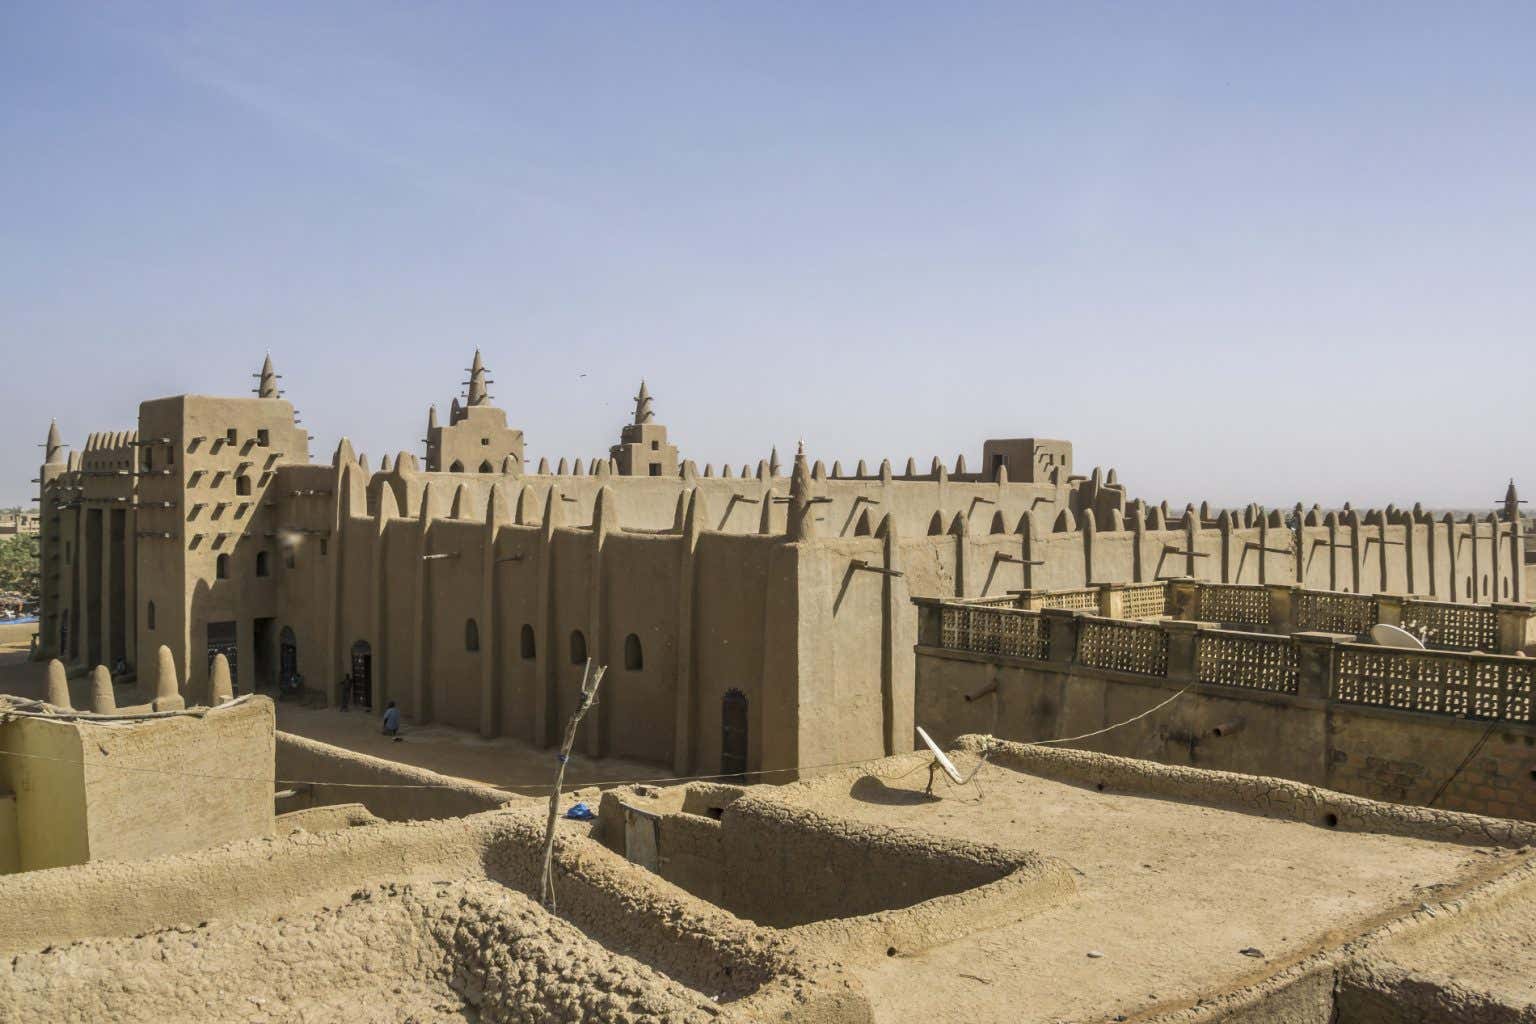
770 741 1535 1023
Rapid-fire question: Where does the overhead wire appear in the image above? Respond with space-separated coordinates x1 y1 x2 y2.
0 683 1192 795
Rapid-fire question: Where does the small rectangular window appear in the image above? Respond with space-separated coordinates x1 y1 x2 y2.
226 428 238 445
257 429 270 446
649 464 662 477
320 539 328 556
651 440 660 450
481 437 490 445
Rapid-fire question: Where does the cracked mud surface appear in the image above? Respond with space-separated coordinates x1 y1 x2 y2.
2 880 727 1023
781 754 1521 1024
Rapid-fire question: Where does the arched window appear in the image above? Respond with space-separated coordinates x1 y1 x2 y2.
625 633 643 671
478 460 494 473
465 618 480 652
236 475 252 496
215 554 229 579
146 601 156 631
520 624 536 659
255 551 269 577
570 630 587 665
449 460 465 473
1483 575 1490 597
1503 578 1510 599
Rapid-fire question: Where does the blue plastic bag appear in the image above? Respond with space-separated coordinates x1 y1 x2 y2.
564 801 595 821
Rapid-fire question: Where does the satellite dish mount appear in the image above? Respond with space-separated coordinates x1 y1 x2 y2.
916 726 992 796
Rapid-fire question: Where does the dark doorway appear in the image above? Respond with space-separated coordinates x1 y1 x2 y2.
721 689 748 780
279 626 298 685
207 620 239 694
253 617 276 690
351 640 373 709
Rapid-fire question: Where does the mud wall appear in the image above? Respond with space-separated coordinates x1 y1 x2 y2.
274 731 516 821
917 651 1536 821
720 792 1022 927
950 735 1536 846
0 698 274 874
1 881 728 1024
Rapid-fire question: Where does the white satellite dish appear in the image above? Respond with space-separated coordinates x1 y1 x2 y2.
1370 623 1426 650
916 726 964 785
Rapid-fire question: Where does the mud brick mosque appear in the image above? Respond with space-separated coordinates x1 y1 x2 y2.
34 352 1528 778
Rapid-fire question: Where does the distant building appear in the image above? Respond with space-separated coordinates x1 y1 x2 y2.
35 351 1525 779
0 512 40 537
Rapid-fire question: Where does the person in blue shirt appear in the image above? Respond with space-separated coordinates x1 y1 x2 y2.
381 701 400 738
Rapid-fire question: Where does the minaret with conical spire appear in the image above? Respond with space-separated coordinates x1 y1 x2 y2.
787 442 818 540
610 379 677 476
255 354 280 398
424 350 523 473
1504 479 1523 523
45 419 63 466
466 349 489 407
634 380 654 425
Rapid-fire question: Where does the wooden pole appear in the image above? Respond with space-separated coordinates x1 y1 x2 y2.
540 658 605 911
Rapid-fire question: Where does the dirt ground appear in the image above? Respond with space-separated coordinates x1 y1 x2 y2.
0 623 58 701
275 700 666 797
1357 870 1536 1010
0 625 663 798
783 752 1525 1024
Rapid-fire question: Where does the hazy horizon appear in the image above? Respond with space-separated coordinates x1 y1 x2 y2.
3 4 1532 510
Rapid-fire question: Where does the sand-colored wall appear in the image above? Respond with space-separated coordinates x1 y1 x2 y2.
80 698 275 863
0 794 17 874
0 807 876 1024
0 698 274 873
0 714 88 871
917 650 1536 821
274 731 517 821
720 789 1041 928
379 464 1076 542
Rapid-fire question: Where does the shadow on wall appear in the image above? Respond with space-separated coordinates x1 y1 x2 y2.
594 777 1075 962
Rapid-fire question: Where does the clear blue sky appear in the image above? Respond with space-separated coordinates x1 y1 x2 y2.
3 3 1532 510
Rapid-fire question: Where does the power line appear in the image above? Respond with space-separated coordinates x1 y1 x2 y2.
0 686 1192 795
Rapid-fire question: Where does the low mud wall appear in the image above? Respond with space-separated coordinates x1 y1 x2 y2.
0 813 499 956
275 731 517 821
0 806 875 1024
2 880 728 1024
723 789 1034 926
273 802 380 833
918 648 1536 821
596 771 1075 965
957 736 1536 847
